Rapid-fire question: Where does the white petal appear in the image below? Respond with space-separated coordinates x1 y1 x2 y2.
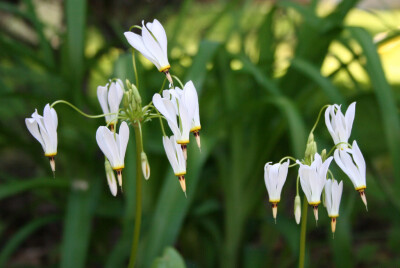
351 140 366 185
183 81 198 125
162 136 179 173
97 85 109 115
96 126 120 167
142 22 169 69
25 118 45 151
118 121 130 164
124 32 160 69
276 160 289 197
147 19 168 56
345 102 356 139
43 104 58 153
325 179 333 213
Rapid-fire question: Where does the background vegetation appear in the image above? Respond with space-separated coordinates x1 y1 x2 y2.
1 0 400 267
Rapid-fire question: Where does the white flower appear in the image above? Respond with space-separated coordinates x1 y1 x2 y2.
162 135 187 194
153 91 192 144
96 122 130 187
297 153 333 221
183 81 202 149
25 104 58 173
334 140 368 209
325 179 343 217
325 179 343 234
325 102 355 149
124 19 170 73
334 140 366 190
264 160 289 222
264 161 289 203
97 79 124 127
105 159 118 196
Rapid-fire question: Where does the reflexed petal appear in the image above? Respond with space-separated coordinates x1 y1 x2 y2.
97 85 109 115
25 118 45 150
96 126 119 167
142 22 169 69
124 32 160 68
43 104 57 152
276 160 289 196
351 140 366 183
162 136 179 173
325 179 333 213
345 102 356 138
147 19 168 55
118 121 130 163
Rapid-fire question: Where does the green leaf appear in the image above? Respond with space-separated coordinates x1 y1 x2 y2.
150 247 186 268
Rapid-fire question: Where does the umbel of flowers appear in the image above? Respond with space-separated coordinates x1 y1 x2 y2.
25 19 201 267
263 102 367 235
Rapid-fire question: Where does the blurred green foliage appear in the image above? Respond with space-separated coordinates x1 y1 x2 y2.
1 0 400 267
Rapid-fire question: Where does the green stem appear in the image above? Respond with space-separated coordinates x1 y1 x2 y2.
171 75 184 88
298 197 308 268
51 100 117 119
310 104 330 134
326 141 352 157
127 123 143 268
132 49 139 91
279 156 297 164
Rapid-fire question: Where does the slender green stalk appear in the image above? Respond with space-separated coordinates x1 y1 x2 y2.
278 155 297 164
298 197 308 268
127 123 143 268
132 50 139 91
310 104 330 134
51 100 117 119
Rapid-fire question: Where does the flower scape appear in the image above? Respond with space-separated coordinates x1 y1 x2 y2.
263 102 368 235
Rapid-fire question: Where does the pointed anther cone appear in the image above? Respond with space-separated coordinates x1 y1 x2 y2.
331 217 337 235
164 70 173 85
271 203 278 223
116 169 123 187
178 175 186 194
181 144 187 160
193 131 201 151
358 189 368 211
313 205 319 222
48 156 56 177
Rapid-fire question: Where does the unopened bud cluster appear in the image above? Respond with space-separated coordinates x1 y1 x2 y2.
263 103 367 235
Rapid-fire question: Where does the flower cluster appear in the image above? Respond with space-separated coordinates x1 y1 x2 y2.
25 19 201 197
263 102 367 234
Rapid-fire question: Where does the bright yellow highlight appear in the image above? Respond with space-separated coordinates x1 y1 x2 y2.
269 199 280 203
159 65 171 73
308 201 321 206
45 153 57 157
177 140 189 145
112 166 125 170
355 185 366 191
190 126 201 132
175 172 186 176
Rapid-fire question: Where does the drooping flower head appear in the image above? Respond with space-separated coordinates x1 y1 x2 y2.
124 19 171 82
97 79 124 129
334 140 367 209
325 102 355 150
264 160 289 222
325 179 343 234
96 121 129 187
297 153 333 221
183 81 202 149
25 104 58 173
162 135 187 194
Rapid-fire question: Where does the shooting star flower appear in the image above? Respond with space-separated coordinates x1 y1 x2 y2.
25 104 58 174
325 102 355 150
297 153 333 222
124 19 172 83
96 122 129 188
325 179 343 235
264 160 289 222
97 79 124 130
162 135 187 195
183 81 202 150
334 140 367 210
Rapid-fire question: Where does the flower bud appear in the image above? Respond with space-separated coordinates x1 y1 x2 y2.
320 149 327 162
294 195 301 224
132 84 142 107
305 133 317 164
123 91 133 110
105 159 118 196
141 151 150 180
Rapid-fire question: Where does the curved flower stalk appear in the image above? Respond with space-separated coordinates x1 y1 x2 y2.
124 19 172 84
264 160 289 222
153 91 192 158
162 135 187 195
97 79 124 130
325 102 356 150
25 104 58 174
297 153 333 221
96 121 130 188
334 140 367 209
325 179 343 234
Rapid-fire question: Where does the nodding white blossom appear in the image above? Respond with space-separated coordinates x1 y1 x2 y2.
153 90 192 144
182 81 201 133
334 140 366 191
325 102 355 150
334 140 368 209
325 179 343 234
325 179 343 217
162 135 186 176
264 161 289 203
97 80 124 127
96 122 129 186
162 135 187 194
297 153 333 221
124 19 170 73
25 104 58 173
105 159 118 196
